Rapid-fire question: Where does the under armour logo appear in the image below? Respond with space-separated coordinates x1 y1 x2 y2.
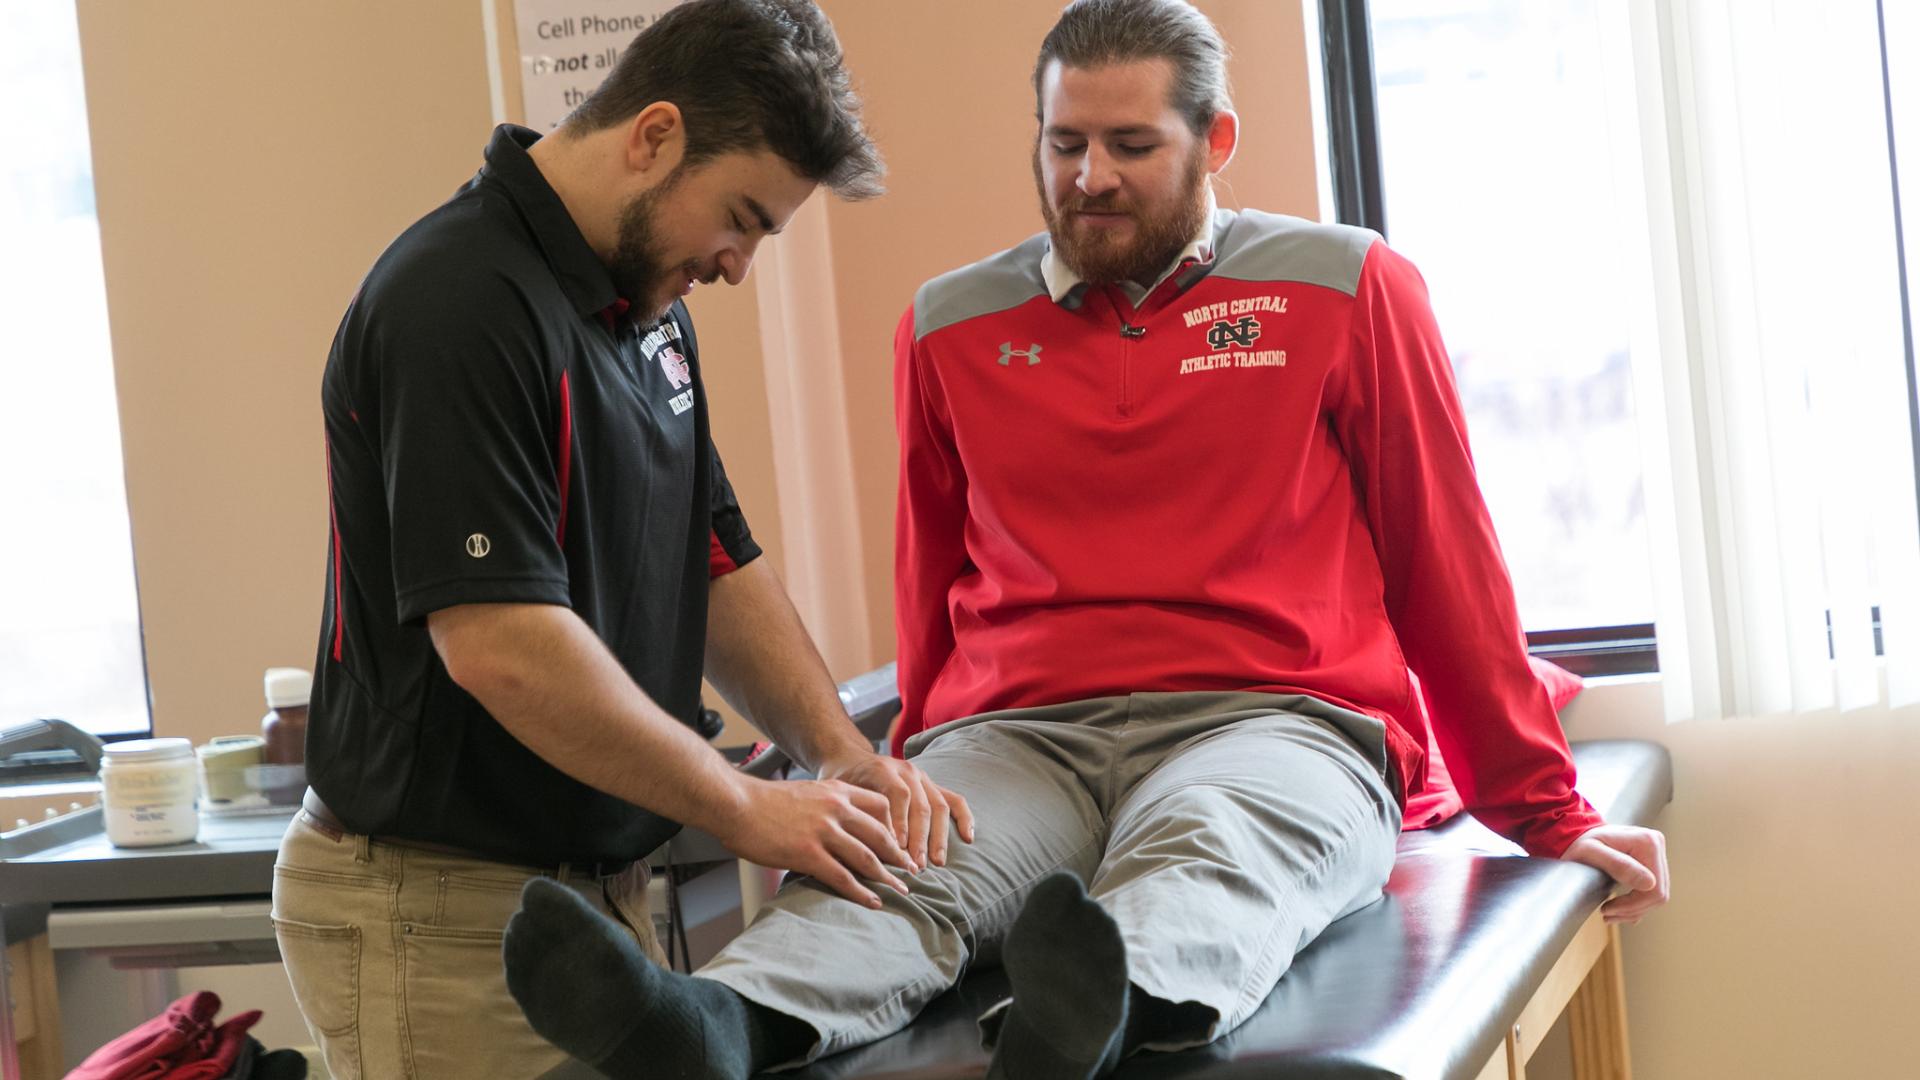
1207 316 1262 351
998 342 1042 366
466 534 491 558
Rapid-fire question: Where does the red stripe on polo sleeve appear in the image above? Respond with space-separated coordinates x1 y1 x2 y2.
709 529 740 578
554 370 574 546
325 434 346 664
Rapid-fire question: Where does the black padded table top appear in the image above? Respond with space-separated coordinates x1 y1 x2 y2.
777 739 1673 1080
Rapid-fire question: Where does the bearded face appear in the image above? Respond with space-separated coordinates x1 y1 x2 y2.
609 166 698 323
597 146 817 324
1036 134 1211 288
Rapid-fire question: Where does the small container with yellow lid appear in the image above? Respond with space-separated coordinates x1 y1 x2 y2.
198 735 268 812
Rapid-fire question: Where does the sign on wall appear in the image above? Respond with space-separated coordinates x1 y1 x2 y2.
489 0 686 131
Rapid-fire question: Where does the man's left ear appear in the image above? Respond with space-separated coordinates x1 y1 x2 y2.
1207 110 1239 174
624 101 686 180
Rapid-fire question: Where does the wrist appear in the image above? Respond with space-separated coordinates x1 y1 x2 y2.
695 767 758 841
810 728 877 775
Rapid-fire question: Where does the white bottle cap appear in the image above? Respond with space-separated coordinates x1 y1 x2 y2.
103 737 195 763
264 667 313 709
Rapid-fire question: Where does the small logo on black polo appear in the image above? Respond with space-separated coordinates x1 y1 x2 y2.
998 342 1042 366
1207 316 1262 351
466 534 491 558
658 346 692 390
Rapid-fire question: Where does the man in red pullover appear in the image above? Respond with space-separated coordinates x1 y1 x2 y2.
501 3 1669 1078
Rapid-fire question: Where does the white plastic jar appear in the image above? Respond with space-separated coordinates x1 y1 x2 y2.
100 738 200 847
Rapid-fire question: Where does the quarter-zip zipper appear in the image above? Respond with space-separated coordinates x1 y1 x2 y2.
1097 286 1145 419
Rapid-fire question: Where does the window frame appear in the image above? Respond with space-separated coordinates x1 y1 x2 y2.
1880 0 1920 544
1317 0 1659 676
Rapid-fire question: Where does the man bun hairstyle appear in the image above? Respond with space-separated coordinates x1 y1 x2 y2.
1034 0 1231 136
565 0 883 200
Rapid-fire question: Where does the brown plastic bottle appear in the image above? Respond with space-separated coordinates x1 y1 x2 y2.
261 667 311 766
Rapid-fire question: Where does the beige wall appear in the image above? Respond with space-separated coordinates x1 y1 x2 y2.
76 0 785 749
78 0 497 746
1553 681 1920 1078
74 0 1909 1075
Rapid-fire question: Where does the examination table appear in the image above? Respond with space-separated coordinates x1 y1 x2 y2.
547 667 1673 1080
0 664 1666 1079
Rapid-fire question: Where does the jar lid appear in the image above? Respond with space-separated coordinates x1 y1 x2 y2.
264 667 313 708
103 738 195 763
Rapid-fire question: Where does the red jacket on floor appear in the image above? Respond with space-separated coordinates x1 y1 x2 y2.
68 991 261 1080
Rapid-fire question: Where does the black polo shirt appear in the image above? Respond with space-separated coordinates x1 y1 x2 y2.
308 124 761 865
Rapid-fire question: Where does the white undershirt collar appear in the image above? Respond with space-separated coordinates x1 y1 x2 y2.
1041 187 1217 307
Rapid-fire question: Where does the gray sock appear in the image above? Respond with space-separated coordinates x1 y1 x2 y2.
987 872 1131 1080
503 877 813 1079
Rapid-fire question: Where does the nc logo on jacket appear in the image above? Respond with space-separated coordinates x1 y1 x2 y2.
1207 316 1262 352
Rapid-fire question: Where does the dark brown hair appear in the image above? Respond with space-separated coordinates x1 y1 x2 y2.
565 0 883 199
1033 0 1232 135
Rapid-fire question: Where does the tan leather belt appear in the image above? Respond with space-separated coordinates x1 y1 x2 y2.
298 787 635 881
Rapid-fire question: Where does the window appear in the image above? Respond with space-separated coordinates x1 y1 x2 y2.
1321 0 1663 674
0 3 151 738
1321 0 1920 697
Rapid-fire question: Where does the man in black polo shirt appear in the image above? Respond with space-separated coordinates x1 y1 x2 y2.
271 2 971 1075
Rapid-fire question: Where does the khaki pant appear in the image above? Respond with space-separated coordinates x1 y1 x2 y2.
271 812 664 1080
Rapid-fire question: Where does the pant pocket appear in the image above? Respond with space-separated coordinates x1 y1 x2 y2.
432 869 534 929
399 923 565 1079
271 916 363 1080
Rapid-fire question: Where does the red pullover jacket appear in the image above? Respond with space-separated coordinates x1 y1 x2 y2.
893 209 1603 859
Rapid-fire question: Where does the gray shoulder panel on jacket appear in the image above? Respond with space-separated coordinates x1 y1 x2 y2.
1208 209 1378 297
912 233 1051 341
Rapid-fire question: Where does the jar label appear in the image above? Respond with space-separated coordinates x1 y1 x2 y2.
102 762 200 846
